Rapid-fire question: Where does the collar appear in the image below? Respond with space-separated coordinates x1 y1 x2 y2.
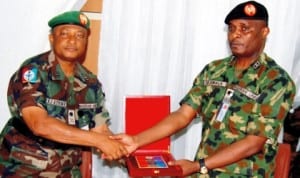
229 52 267 70
48 51 90 82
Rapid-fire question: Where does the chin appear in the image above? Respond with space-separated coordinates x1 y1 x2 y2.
61 56 80 62
63 53 81 60
231 50 244 56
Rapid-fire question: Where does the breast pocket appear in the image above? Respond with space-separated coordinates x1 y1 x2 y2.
200 87 226 120
45 98 67 121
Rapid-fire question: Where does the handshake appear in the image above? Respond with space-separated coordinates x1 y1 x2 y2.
95 133 137 161
95 132 184 177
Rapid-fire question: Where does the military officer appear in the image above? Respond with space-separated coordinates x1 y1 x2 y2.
112 1 296 177
0 11 128 177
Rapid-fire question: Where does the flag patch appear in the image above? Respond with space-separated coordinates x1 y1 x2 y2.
22 67 38 83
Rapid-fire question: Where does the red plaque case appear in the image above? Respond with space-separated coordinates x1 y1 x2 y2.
125 95 183 177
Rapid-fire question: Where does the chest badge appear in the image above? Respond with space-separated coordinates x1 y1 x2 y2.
216 88 234 122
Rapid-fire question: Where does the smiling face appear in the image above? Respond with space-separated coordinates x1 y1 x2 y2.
227 19 269 59
49 24 89 63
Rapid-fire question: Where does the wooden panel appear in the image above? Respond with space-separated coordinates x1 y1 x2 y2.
80 150 92 178
82 0 103 13
80 2 103 178
82 19 101 74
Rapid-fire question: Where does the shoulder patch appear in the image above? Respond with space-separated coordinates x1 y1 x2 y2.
21 67 38 83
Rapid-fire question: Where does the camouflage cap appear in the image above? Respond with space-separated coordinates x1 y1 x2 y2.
48 11 90 29
224 1 268 26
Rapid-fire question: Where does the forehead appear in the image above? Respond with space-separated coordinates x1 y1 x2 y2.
229 19 266 27
52 24 88 33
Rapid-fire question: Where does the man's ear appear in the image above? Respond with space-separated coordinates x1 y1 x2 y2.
262 27 270 38
48 33 54 47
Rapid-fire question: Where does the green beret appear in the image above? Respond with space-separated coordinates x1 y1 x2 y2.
225 1 268 26
48 11 90 29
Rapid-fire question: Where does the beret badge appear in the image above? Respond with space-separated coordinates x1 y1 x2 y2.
48 11 90 29
244 3 257 16
224 1 268 26
79 13 89 26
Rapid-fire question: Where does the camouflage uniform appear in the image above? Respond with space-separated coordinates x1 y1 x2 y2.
0 51 110 178
180 53 296 178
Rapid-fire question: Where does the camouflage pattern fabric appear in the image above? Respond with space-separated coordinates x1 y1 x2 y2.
0 51 110 177
180 53 296 178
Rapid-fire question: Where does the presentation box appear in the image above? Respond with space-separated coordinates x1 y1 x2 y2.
125 95 183 177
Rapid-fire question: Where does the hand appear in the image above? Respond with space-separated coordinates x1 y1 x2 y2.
168 159 199 177
96 135 129 161
109 133 139 154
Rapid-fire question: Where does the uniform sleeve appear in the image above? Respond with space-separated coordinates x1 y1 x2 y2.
8 65 46 113
180 64 209 111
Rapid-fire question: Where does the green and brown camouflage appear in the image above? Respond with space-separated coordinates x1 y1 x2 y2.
181 53 296 178
0 51 110 177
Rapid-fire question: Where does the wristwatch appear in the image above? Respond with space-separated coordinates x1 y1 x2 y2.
199 158 208 174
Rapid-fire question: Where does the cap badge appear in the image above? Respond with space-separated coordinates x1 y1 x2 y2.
79 13 88 26
244 3 256 16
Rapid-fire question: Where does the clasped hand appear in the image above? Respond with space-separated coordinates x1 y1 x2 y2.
96 133 137 161
108 134 197 176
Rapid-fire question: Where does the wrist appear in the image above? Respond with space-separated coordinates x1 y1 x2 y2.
198 158 208 174
132 135 140 149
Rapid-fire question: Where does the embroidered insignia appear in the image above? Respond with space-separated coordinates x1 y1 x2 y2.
203 80 227 87
46 98 67 107
203 80 260 101
79 13 88 26
244 3 256 16
252 61 261 69
21 67 38 83
79 103 97 109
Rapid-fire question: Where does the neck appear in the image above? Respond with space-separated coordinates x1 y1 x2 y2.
235 58 255 70
234 53 261 71
57 58 76 77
